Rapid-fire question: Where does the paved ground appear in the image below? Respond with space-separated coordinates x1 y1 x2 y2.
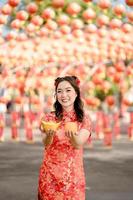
0 128 133 200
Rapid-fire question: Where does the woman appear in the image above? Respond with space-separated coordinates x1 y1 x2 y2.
38 76 92 200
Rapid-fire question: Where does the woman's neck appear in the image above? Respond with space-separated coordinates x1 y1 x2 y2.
63 106 74 113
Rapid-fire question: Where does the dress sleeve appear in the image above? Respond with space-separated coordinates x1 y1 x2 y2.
80 114 92 143
81 115 92 133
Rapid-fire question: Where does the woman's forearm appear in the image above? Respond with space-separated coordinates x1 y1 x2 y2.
69 135 83 149
69 130 90 149
42 135 53 147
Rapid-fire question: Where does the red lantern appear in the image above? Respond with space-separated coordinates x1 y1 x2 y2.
127 11 133 22
122 23 132 33
83 0 92 2
26 23 36 33
113 4 126 16
16 33 27 41
71 19 84 30
97 14 109 26
109 18 122 29
0 14 7 25
8 0 20 7
98 0 111 9
41 8 55 20
125 0 133 6
57 14 70 25
82 8 96 21
85 24 97 33
11 19 21 29
60 25 71 34
6 31 17 40
52 0 65 8
31 15 43 26
105 96 115 106
26 3 38 14
66 2 81 16
38 27 49 37
45 19 57 30
1 4 12 15
16 10 29 21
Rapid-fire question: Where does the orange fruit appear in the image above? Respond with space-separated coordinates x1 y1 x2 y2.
65 122 78 133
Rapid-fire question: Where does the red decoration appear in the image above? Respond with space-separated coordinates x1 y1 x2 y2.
52 0 65 9
26 3 38 14
8 0 20 7
105 96 115 106
125 0 133 6
1 4 12 15
66 2 81 16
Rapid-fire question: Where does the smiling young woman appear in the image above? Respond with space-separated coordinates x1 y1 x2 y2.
38 75 92 200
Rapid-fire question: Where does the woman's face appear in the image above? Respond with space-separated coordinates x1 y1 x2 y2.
56 81 77 111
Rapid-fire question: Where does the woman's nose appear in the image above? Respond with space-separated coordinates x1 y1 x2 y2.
61 91 67 97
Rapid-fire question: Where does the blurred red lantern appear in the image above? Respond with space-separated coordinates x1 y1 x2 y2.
83 0 92 2
66 2 81 16
115 62 125 73
52 0 65 8
42 7 55 20
122 23 132 33
123 98 131 106
125 0 133 6
60 25 71 34
98 0 111 9
11 19 21 29
97 14 109 26
0 14 7 24
85 24 97 33
109 18 122 29
53 30 62 39
26 23 36 33
0 97 7 104
6 31 17 40
98 28 107 37
127 11 133 22
16 10 29 21
72 29 83 38
113 73 122 83
38 27 49 37
1 4 12 15
107 67 116 78
71 19 84 30
92 75 103 85
14 97 22 104
31 15 43 26
57 14 70 25
82 8 96 21
102 81 111 93
8 0 20 7
26 3 38 14
45 19 57 30
105 95 115 106
113 4 126 16
16 33 27 41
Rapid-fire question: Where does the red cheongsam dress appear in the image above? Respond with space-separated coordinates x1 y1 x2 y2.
38 110 91 200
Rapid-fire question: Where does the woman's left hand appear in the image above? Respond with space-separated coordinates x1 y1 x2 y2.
65 131 78 138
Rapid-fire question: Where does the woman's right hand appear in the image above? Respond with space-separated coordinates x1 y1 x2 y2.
39 124 55 137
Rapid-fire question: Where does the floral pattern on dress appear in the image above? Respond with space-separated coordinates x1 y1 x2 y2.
38 111 92 200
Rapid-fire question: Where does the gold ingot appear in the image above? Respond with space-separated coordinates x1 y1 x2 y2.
41 121 60 131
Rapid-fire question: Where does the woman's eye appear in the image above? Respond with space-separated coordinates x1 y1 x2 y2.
57 91 61 93
66 90 71 92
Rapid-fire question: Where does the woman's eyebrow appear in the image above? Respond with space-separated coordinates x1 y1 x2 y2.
57 87 72 90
